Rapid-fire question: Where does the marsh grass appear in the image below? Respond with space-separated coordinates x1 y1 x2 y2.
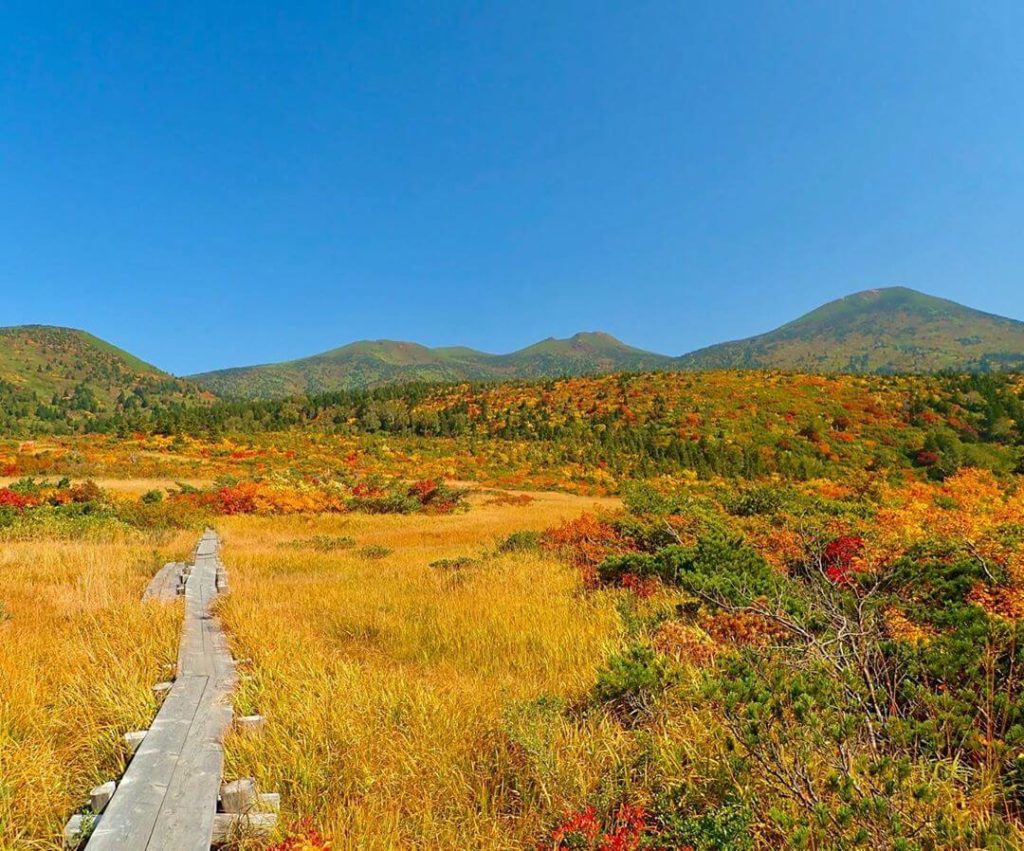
217 492 629 849
0 527 193 849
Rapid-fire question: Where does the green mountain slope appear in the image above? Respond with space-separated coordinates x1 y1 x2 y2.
0 325 206 427
676 288 1024 373
191 332 674 398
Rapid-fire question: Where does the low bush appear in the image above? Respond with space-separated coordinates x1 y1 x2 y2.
592 645 672 715
496 529 541 553
429 556 476 570
280 535 356 552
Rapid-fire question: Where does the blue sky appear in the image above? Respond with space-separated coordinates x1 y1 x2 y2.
2 1 1022 375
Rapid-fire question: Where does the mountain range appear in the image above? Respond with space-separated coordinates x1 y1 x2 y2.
189 332 673 398
191 287 1024 396
3 288 1024 409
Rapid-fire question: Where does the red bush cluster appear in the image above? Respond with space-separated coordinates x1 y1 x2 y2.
0 487 32 510
217 482 259 515
351 480 385 499
546 804 648 851
409 478 463 513
542 514 629 585
619 572 659 598
823 535 865 586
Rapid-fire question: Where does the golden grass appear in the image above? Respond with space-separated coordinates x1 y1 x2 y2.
217 492 630 849
0 528 194 850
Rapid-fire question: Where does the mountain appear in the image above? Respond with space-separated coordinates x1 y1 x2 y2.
0 325 205 424
6 287 1021 422
191 332 674 398
676 287 1024 374
190 289 1024 398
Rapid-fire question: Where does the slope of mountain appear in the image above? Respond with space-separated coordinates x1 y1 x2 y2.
677 288 1024 374
190 332 674 398
0 325 205 421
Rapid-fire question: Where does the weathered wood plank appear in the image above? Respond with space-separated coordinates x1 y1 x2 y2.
85 530 239 851
142 562 183 603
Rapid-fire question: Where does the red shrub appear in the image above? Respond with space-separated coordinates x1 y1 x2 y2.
542 513 629 586
545 804 648 851
620 573 659 598
217 482 258 515
352 480 385 499
549 805 601 848
823 535 864 586
408 478 439 501
0 488 30 510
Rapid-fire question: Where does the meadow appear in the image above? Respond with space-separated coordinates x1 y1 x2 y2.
217 491 622 848
2 368 1024 848
0 523 194 849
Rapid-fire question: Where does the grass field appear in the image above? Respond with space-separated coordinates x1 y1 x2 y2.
0 527 194 849
5 466 1022 848
216 491 631 849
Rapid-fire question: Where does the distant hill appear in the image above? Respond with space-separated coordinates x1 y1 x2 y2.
190 332 673 398
676 288 1024 374
0 325 205 428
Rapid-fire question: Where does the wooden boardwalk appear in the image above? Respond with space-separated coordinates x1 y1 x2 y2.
86 531 238 850
141 560 184 603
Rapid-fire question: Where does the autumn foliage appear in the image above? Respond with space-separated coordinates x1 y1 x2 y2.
545 804 649 851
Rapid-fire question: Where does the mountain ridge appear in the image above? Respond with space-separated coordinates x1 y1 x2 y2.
190 288 1024 397
190 331 674 398
5 287 1024 407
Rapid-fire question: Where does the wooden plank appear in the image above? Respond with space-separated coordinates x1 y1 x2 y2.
85 675 206 846
86 530 238 851
142 562 182 603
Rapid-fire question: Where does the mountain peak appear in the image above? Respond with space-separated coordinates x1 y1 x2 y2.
679 287 1024 373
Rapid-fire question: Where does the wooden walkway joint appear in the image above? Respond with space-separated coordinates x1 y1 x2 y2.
66 529 278 849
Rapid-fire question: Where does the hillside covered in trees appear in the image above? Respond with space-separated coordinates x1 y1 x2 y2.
0 325 208 432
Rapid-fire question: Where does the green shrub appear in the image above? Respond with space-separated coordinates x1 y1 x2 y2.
429 556 476 570
653 800 753 850
593 645 672 714
612 515 681 552
727 484 788 517
496 530 541 554
350 491 421 514
358 544 392 560
597 551 661 584
281 535 356 552
621 480 682 517
671 532 788 610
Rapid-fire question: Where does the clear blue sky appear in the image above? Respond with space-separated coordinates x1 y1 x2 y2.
2 1 1023 375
